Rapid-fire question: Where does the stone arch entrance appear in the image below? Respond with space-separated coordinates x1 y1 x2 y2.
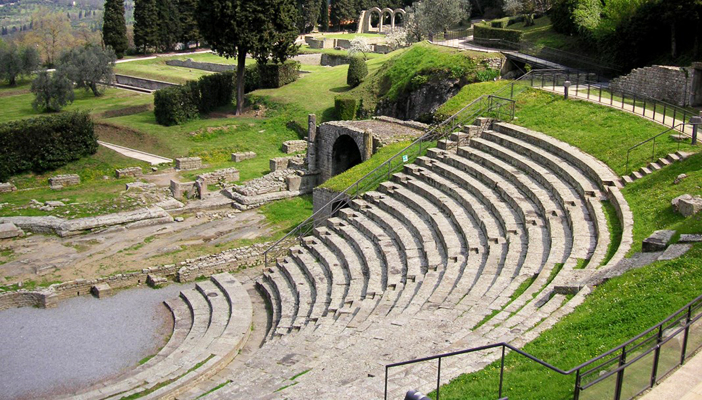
332 135 362 177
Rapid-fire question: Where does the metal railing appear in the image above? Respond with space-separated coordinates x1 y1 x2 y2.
625 124 685 174
385 291 702 400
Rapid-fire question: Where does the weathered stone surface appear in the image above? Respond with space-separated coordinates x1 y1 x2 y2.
642 230 676 252
658 244 693 261
679 234 702 243
0 183 17 193
115 167 143 179
91 283 113 298
0 223 24 239
609 65 697 107
672 194 702 217
155 198 184 210
270 155 305 172
674 173 688 184
146 274 168 288
170 180 198 199
45 201 65 207
175 157 202 171
126 181 155 190
196 168 240 185
49 174 80 189
282 140 307 154
165 58 234 73
231 151 256 162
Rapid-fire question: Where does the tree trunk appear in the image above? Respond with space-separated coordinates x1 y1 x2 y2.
91 82 100 96
235 48 247 115
9 76 16 86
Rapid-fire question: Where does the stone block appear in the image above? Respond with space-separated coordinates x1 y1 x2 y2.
0 183 16 193
282 140 308 154
175 157 202 171
0 223 24 239
49 174 80 189
91 283 113 298
270 157 290 172
170 180 198 199
231 151 256 162
115 167 143 179
672 194 702 217
196 167 240 185
642 230 676 252
658 244 693 261
147 274 168 288
679 234 702 243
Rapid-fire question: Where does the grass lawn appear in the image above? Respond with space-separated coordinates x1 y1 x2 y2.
433 244 702 400
115 54 254 84
576 87 698 121
510 16 583 50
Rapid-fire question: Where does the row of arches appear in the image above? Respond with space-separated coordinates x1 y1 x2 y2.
360 7 406 33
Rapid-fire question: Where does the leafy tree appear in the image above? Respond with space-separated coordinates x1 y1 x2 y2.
178 0 200 46
134 0 159 53
31 70 75 112
330 0 355 30
24 9 74 66
298 0 321 33
196 0 299 115
319 0 329 31
503 0 522 16
348 37 371 58
157 0 182 51
103 0 128 58
409 0 471 39
58 45 116 96
0 45 41 86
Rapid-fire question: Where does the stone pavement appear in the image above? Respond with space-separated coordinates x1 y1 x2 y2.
98 141 173 165
639 350 702 400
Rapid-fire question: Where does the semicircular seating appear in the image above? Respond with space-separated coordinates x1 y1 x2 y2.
180 120 632 400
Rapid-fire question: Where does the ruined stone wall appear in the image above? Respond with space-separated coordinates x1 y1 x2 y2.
165 59 235 73
609 65 693 107
115 74 176 91
196 168 240 185
316 122 369 183
49 174 80 189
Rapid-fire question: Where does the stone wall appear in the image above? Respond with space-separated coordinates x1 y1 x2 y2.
312 187 349 223
316 122 371 183
115 167 143 179
320 54 350 67
175 157 202 171
165 59 235 73
196 168 240 185
170 180 199 199
115 74 176 91
49 174 80 189
269 155 305 172
609 65 696 107
231 151 256 162
0 182 17 193
282 140 308 154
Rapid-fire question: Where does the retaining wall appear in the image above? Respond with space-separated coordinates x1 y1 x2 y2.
115 74 176 91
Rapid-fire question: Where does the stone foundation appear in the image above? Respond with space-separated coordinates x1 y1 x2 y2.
270 155 305 172
115 167 143 179
175 157 202 171
170 180 199 199
282 140 308 154
231 151 256 162
196 168 240 185
49 174 80 189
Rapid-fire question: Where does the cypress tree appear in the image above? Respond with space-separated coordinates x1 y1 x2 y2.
134 0 159 53
156 0 181 51
319 0 329 31
178 0 200 46
330 0 355 30
102 0 128 58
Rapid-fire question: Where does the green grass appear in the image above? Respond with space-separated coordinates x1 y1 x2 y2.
433 244 702 400
259 195 313 234
511 16 584 50
576 87 697 120
115 54 254 84
601 200 623 265
622 152 702 253
435 81 511 120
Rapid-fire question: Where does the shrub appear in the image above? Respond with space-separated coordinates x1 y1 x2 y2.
257 61 300 89
335 95 359 120
473 23 524 43
198 71 235 113
244 64 261 92
154 83 199 126
0 112 97 181
346 56 368 88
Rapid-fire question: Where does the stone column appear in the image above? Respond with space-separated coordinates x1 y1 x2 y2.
307 114 317 171
363 129 373 161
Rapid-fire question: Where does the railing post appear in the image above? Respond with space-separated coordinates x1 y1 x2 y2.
573 369 581 400
681 306 693 364
653 102 657 121
614 347 627 400
499 345 506 399
643 100 646 117
587 83 590 99
576 72 579 92
663 104 667 125
633 95 636 112
673 108 677 128
599 84 602 102
622 92 625 109
651 325 663 387
437 357 442 400
511 82 514 99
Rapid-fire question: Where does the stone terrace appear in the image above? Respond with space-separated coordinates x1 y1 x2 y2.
159 120 632 399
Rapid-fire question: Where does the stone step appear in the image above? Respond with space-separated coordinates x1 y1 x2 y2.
262 270 296 336
314 226 368 302
277 256 313 329
289 245 333 320
304 236 353 312
255 278 280 340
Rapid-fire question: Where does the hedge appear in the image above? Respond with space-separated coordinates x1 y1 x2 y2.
257 60 301 89
335 96 360 120
0 112 97 181
473 24 524 43
154 82 200 126
347 56 368 88
198 71 236 113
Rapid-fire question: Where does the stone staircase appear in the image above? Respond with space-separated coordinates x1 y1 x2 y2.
621 151 693 185
176 121 632 399
60 273 252 400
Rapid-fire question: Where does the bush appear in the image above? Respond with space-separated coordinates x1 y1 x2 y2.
154 83 199 126
473 23 524 43
0 112 97 181
198 71 235 113
346 56 368 88
244 64 261 92
335 95 360 120
257 60 300 88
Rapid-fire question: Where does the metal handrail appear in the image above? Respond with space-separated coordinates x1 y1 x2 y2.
384 291 702 400
625 123 684 174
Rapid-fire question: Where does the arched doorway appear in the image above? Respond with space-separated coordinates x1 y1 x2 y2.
332 135 362 177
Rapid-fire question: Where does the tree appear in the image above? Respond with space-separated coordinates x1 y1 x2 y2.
503 0 522 16
196 0 299 115
0 45 41 86
348 37 371 58
31 70 75 112
25 9 74 66
409 0 471 39
178 0 200 46
346 55 367 87
58 45 116 96
319 0 330 31
103 0 128 58
157 0 182 51
298 0 321 33
330 0 355 30
134 0 159 53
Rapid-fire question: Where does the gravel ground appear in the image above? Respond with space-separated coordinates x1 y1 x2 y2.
0 283 192 400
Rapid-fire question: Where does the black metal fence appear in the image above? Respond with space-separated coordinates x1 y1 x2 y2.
385 291 702 400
